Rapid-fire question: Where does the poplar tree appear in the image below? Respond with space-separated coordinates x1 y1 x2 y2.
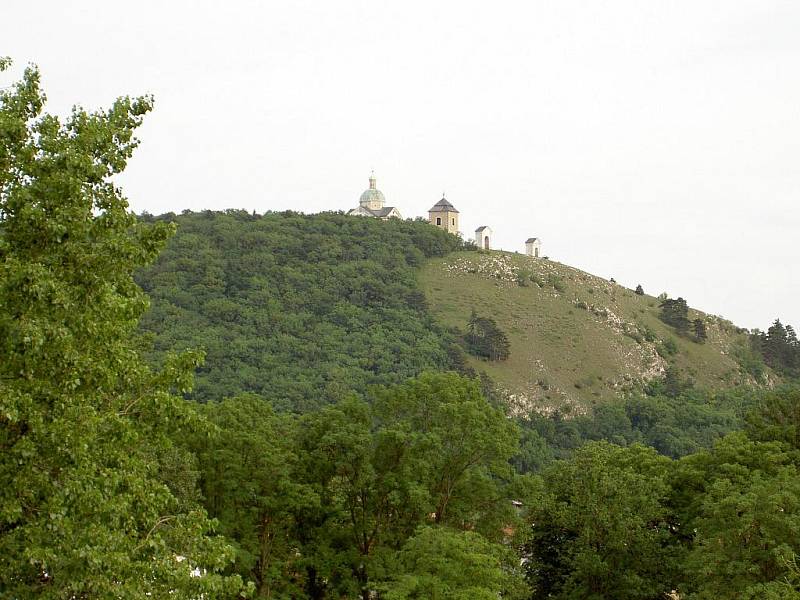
0 59 244 598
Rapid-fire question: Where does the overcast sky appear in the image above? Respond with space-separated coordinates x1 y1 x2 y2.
4 0 799 329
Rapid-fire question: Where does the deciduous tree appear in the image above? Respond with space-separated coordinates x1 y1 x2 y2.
675 432 800 599
379 526 528 600
524 442 680 600
0 59 244 598
193 394 317 597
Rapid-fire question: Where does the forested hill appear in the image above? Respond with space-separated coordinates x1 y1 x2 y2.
136 210 462 410
137 210 769 414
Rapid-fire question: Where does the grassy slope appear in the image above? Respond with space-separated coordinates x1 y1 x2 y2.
420 250 756 414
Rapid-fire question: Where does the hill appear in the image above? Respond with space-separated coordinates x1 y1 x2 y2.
135 210 462 410
420 250 764 414
136 211 766 413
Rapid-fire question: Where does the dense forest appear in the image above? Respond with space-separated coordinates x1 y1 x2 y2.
4 60 800 599
136 210 464 410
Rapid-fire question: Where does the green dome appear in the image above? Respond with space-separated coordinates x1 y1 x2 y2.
359 188 386 205
359 172 385 207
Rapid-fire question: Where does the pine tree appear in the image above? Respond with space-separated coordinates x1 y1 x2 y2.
785 325 799 372
635 284 644 295
693 318 707 343
659 297 690 335
760 319 800 375
467 308 480 352
466 310 510 361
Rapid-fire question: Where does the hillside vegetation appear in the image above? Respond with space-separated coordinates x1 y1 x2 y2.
420 251 762 414
137 212 766 414
136 210 462 410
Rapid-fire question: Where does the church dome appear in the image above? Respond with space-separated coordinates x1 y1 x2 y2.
359 188 385 205
359 172 385 207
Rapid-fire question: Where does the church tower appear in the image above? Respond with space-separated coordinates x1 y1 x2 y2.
359 171 385 212
347 171 402 219
428 195 459 234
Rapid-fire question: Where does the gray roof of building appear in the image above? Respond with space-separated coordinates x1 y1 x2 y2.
428 197 459 213
525 237 539 243
371 206 399 217
475 225 490 232
349 205 401 218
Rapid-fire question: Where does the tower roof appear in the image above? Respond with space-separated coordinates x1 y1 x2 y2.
359 171 386 207
428 195 459 213
526 237 539 243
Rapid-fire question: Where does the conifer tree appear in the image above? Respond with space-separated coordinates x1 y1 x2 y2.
693 318 707 343
467 310 511 361
757 319 800 375
659 297 690 335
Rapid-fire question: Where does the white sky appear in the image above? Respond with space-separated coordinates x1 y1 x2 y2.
4 0 799 330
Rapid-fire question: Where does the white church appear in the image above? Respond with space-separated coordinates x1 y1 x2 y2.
347 171 542 256
347 172 402 220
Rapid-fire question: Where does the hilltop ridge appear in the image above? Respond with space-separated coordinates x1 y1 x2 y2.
134 211 766 413
420 250 762 414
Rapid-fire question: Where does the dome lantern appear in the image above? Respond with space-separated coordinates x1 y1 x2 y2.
358 172 386 211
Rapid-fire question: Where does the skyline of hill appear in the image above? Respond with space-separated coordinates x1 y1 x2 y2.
135 210 776 414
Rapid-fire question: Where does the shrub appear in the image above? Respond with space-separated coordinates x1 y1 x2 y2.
657 338 679 358
641 325 657 343
625 331 644 344
547 274 566 293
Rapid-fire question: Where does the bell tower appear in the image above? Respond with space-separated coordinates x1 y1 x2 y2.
428 194 459 234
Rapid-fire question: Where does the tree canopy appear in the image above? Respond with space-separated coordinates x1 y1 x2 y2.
0 58 245 598
754 319 800 377
659 296 690 335
136 210 465 410
186 373 526 598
